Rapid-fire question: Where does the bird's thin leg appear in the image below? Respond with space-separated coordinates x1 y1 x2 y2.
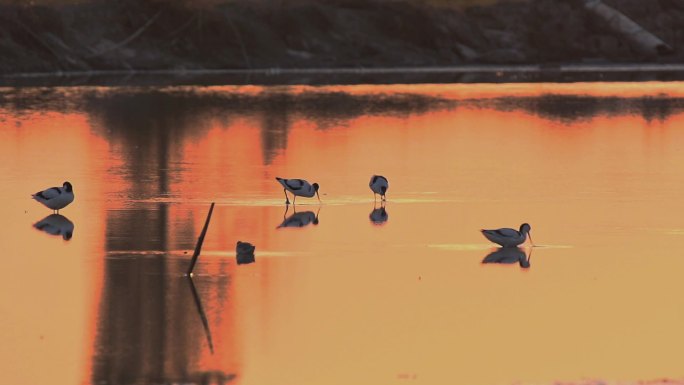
381 194 386 202
283 189 290 205
283 204 289 220
293 195 297 205
373 193 377 203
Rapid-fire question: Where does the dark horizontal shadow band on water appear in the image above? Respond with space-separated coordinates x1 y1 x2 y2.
4 64 684 87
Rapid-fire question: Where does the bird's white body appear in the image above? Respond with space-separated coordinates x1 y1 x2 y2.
276 177 320 204
33 214 75 240
481 223 532 247
32 182 74 212
369 175 389 200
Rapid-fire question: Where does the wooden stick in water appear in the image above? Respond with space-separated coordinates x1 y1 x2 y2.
187 202 215 276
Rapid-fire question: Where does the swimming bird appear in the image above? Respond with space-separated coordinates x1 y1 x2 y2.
236 241 256 254
275 177 320 205
369 175 389 201
32 181 74 213
33 214 75 240
236 241 256 265
481 223 534 247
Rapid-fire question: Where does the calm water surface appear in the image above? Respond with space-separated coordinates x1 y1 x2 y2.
2 83 684 385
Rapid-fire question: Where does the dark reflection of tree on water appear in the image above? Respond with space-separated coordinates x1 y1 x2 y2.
81 91 237 384
84 92 213 253
259 93 293 165
638 97 674 124
477 95 684 123
91 258 234 385
82 88 453 168
4 87 684 129
80 89 453 385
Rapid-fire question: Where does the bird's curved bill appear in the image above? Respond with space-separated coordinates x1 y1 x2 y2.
528 232 536 247
316 191 321 202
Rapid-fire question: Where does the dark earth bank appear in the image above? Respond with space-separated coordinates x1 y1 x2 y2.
1 0 683 77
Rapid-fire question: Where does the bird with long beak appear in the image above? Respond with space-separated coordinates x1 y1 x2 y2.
369 175 389 202
275 177 321 205
481 223 535 248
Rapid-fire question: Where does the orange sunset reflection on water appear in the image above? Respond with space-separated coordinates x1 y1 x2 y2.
1 83 684 385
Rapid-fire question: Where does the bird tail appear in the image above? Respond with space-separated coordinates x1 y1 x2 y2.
275 177 284 182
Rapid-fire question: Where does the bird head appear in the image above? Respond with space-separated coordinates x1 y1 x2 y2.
313 183 321 202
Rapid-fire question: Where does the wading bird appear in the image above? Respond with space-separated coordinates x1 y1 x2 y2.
369 175 389 202
32 181 74 213
481 223 534 248
276 177 320 205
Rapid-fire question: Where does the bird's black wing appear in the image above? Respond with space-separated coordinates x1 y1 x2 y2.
285 179 306 191
35 187 62 200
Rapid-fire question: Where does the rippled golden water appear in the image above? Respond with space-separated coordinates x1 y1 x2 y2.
1 83 684 385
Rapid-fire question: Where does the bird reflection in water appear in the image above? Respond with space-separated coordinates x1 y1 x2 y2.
277 205 320 229
369 202 389 225
33 214 75 240
482 247 531 268
236 241 256 265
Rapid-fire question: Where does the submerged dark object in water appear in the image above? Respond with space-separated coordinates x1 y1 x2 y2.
236 241 256 265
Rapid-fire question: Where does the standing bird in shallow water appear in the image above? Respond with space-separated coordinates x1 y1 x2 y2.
481 223 534 248
275 177 320 205
369 175 389 202
32 181 74 213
